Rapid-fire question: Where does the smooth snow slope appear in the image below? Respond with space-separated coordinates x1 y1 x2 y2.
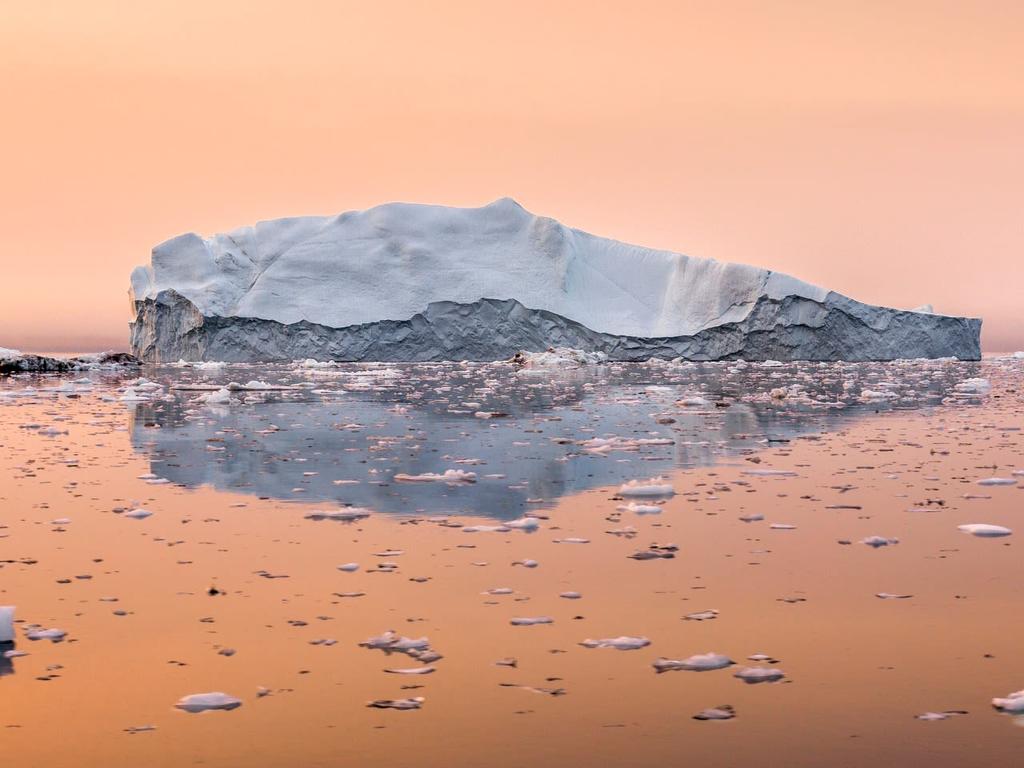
132 198 831 338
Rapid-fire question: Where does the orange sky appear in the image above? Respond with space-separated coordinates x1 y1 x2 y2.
1 0 1021 352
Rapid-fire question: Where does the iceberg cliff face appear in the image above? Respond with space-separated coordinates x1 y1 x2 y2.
129 199 981 362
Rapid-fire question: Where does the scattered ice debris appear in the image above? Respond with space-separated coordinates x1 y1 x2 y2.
861 536 899 548
509 348 607 369
734 667 786 684
693 705 736 721
174 692 243 713
367 697 424 710
580 636 650 650
653 653 734 673
0 606 14 643
510 617 554 626
958 524 1012 538
955 378 991 394
992 691 1024 713
123 508 153 520
618 478 675 497
916 710 968 721
394 469 477 484
683 610 719 621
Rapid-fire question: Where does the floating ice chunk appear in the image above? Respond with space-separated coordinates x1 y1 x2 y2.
174 692 242 713
734 667 786 684
958 524 1012 537
580 636 650 650
977 477 1017 487
367 697 425 710
124 508 153 520
0 606 13 643
683 610 719 621
484 587 514 595
510 617 554 626
394 469 477 484
861 536 898 548
197 388 233 405
739 513 765 523
559 591 582 600
916 710 968 721
993 691 1024 713
617 502 662 515
955 378 991 394
305 508 371 522
384 666 435 675
359 631 430 652
337 563 360 572
653 653 734 673
25 627 67 642
555 537 590 544
770 523 796 530
876 592 913 600
693 705 736 721
505 517 540 531
512 559 539 568
742 470 798 478
619 478 675 497
462 524 510 533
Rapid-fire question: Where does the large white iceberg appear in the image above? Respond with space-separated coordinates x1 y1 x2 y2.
129 198 981 362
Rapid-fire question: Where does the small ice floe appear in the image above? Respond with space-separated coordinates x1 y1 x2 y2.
653 653 734 673
741 470 798 478
510 617 554 626
337 563 360 572
512 559 539 568
683 610 719 622
955 378 991 394
628 545 677 560
915 710 968 721
0 606 14 643
769 523 796 530
505 517 541 531
958 524 1012 538
861 536 898 548
876 592 913 600
734 667 786 684
305 508 371 522
359 631 430 653
747 654 777 662
123 508 153 520
617 502 662 515
367 697 424 710
383 666 435 675
394 470 477 483
174 692 242 713
462 524 510 533
559 591 582 600
739 513 765 523
993 691 1024 713
197 388 233 405
484 587 514 595
494 657 518 668
618 478 675 497
693 705 736 721
124 725 158 734
554 537 590 544
977 477 1017 487
580 636 650 650
25 627 67 642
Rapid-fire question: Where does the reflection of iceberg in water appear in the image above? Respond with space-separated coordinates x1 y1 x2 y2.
128 361 981 520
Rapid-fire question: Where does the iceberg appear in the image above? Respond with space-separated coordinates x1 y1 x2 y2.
129 199 981 362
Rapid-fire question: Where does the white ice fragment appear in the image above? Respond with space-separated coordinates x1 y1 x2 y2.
124 508 153 520
174 692 243 713
505 517 541 531
993 691 1024 713
619 478 675 497
653 653 734 673
394 469 477 483
25 627 67 642
958 524 1012 537
337 563 360 572
617 502 662 515
383 666 435 675
509 617 554 626
367 697 424 710
977 477 1017 487
580 636 650 650
305 508 371 522
734 666 786 684
861 536 898 548
693 705 736 720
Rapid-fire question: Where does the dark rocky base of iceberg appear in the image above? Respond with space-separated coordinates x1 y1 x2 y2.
131 290 981 363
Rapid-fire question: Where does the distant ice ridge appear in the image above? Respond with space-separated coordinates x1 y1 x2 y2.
129 198 982 363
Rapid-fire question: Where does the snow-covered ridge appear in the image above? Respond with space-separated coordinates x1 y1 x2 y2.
129 198 981 362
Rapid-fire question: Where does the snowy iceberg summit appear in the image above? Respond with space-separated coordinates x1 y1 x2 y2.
129 198 981 362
